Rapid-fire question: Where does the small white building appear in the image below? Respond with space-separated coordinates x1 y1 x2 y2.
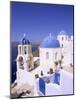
57 30 69 48
57 31 73 66
39 34 61 73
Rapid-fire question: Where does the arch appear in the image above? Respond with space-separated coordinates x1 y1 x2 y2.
18 56 24 69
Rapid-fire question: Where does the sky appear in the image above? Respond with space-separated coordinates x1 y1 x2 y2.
11 1 74 43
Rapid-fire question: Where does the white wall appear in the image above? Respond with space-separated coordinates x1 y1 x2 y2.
39 48 61 69
62 41 73 65
57 35 69 48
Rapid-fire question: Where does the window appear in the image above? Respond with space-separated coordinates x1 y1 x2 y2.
19 46 21 54
18 56 24 70
46 52 49 59
62 37 64 40
24 46 26 54
55 52 57 60
62 44 63 48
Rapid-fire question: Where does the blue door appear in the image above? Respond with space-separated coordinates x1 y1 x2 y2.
54 72 60 85
39 78 45 95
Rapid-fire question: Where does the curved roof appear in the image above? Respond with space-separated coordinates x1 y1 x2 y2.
40 34 60 48
22 34 30 45
59 30 67 35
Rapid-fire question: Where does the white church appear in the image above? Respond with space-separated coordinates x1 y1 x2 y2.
15 30 73 97
40 30 73 72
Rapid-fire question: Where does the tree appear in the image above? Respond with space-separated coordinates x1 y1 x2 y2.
35 74 39 79
54 61 58 67
49 68 53 74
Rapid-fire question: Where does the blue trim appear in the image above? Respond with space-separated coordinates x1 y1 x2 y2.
39 78 45 95
22 38 30 45
54 72 60 85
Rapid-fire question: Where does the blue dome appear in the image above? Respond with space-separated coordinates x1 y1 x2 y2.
22 37 30 45
40 35 60 48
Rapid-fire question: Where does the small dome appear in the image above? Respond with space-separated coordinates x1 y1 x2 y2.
59 30 67 35
22 34 30 45
40 34 60 48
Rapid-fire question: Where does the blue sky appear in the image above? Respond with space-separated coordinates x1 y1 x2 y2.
11 2 74 43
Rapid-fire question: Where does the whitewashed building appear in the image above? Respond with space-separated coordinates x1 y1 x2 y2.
15 31 73 96
39 34 61 72
39 31 73 72
57 30 73 66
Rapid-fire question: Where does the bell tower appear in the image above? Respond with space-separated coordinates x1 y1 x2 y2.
16 34 34 86
57 30 68 48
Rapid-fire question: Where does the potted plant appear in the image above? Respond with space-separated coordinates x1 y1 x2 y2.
35 74 39 79
49 68 53 74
